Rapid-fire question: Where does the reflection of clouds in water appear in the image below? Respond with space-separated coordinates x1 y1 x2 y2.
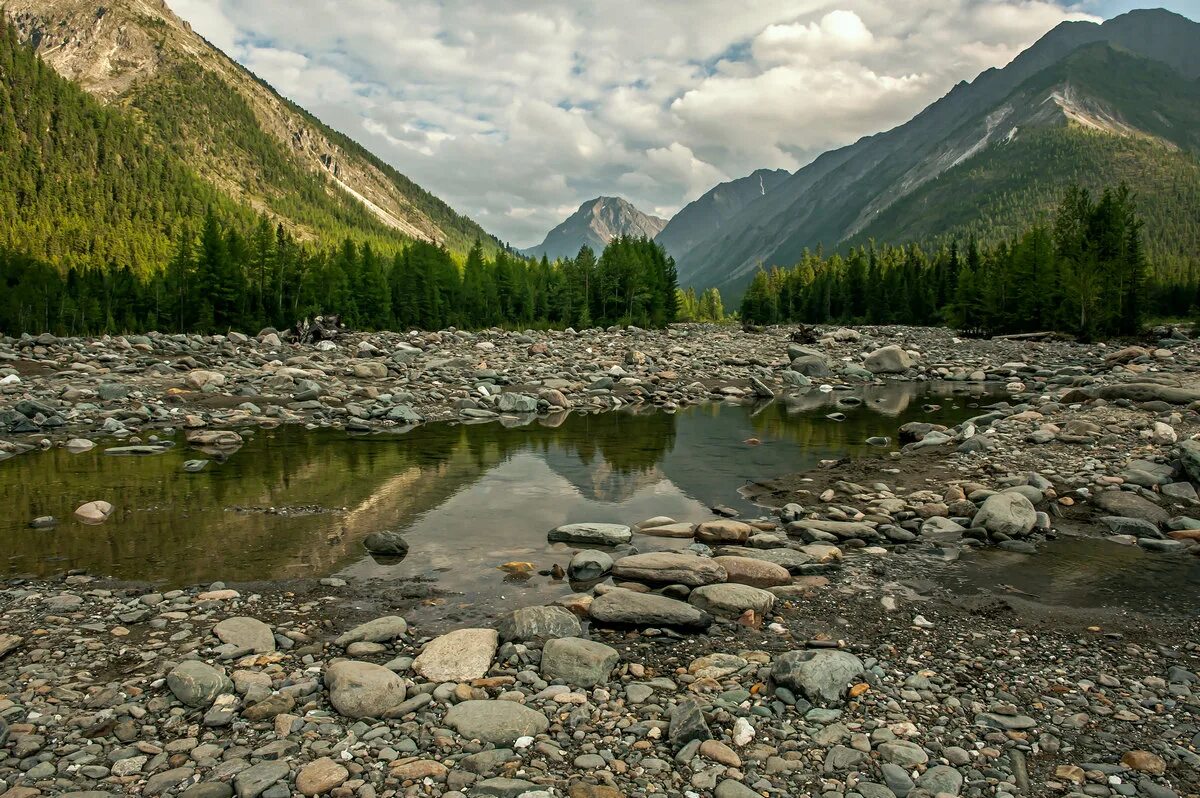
0 383 1005 599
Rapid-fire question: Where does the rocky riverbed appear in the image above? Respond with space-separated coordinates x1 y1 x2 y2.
1 323 1199 798
1 322 1197 446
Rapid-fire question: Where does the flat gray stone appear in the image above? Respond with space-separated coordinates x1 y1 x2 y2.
443 700 549 744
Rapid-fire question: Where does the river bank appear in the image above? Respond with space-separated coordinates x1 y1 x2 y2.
1 323 1199 798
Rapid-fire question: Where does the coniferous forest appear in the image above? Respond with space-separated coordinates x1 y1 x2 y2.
739 184 1181 340
0 223 680 335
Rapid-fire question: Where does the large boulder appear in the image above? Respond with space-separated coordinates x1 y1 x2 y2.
184 370 226 389
547 523 632 546
497 393 538 413
213 617 275 654
1093 490 1170 526
971 492 1037 538
1179 439 1200 483
864 345 914 374
540 637 619 687
688 584 776 618
444 700 549 744
413 628 498 682
363 531 410 556
694 519 752 545
789 353 832 378
590 588 712 629
167 661 233 708
772 649 865 705
567 549 613 581
610 552 727 586
712 556 792 588
334 616 408 647
325 660 408 718
495 606 582 642
714 546 816 574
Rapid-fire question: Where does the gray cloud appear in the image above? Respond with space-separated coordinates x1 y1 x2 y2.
166 0 1099 247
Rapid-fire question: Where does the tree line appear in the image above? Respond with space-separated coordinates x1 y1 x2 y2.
0 209 679 335
741 183 1175 339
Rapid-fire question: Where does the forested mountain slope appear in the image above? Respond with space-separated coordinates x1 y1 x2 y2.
2 0 498 268
673 9 1200 299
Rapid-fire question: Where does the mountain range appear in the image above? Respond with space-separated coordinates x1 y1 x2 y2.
664 8 1200 297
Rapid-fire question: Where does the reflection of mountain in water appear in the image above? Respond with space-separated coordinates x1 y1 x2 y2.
539 408 675 502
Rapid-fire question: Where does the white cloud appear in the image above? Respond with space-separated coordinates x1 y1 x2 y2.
165 0 1100 247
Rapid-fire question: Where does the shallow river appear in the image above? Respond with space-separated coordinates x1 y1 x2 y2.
2 381 1196 620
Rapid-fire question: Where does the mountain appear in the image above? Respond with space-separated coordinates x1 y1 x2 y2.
655 169 789 263
1 0 497 270
524 197 667 261
674 8 1200 297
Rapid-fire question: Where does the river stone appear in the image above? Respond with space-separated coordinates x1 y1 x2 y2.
351 362 387 379
185 370 226 390
548 523 632 546
497 392 538 413
590 588 712 629
1179 439 1200 482
567 549 613 581
1093 383 1200 405
325 660 408 718
233 760 289 798
879 739 929 767
712 556 792 588
772 649 865 705
694 519 752 545
715 780 762 798
688 583 776 618
610 552 727 586
1100 516 1161 537
167 661 233 708
669 697 712 747
787 519 879 540
363 530 409 556
1093 490 1170 525
414 628 498 682
296 757 349 796
74 500 114 525
715 546 815 573
213 617 275 653
541 637 619 687
864 345 913 374
790 354 832 377
444 700 549 744
919 764 964 795
972 492 1037 537
637 521 696 538
334 616 408 647
496 606 582 642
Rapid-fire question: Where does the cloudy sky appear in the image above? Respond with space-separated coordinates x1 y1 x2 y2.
165 0 1196 247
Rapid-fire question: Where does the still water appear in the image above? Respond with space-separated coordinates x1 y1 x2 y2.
2 381 1196 619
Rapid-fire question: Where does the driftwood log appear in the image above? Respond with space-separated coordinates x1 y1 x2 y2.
290 315 343 344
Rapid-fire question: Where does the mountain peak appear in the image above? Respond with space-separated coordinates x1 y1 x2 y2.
524 196 667 261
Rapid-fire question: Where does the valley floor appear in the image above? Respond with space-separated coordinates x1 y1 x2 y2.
0 323 1198 798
